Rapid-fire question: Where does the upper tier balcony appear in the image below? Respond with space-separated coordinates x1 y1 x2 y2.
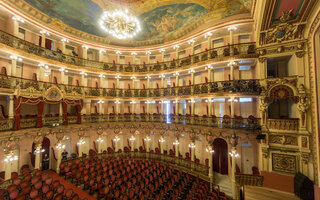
0 30 258 74
0 74 262 98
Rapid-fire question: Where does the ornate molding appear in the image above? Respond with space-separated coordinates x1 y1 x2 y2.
272 153 297 174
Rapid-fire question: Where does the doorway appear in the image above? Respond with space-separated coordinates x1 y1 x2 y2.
212 138 228 174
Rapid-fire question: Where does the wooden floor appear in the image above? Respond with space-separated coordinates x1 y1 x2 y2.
244 186 300 200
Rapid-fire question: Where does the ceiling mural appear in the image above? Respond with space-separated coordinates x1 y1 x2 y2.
23 0 253 44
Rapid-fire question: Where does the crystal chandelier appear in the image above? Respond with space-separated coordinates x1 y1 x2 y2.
99 9 141 40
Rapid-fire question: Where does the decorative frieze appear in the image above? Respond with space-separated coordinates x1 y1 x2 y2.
269 135 298 146
272 153 297 174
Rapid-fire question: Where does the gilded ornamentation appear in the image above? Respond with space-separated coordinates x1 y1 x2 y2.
295 51 305 58
258 57 266 63
269 135 298 146
272 153 297 174
301 137 308 148
260 10 305 45
44 86 63 101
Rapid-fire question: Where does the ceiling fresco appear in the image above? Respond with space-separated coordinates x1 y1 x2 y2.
23 0 253 44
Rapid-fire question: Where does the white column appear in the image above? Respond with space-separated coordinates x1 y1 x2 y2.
146 102 150 114
160 141 164 154
230 64 234 81
190 43 195 55
114 139 119 152
230 97 235 118
34 145 42 169
160 101 164 114
38 67 45 82
174 143 179 157
99 102 104 114
145 140 150 152
4 160 12 180
175 48 179 60
12 19 19 37
61 41 66 54
82 47 88 59
191 146 195 161
229 28 235 56
78 143 84 156
207 68 212 82
191 100 195 116
147 78 150 97
41 33 46 48
231 148 237 199
8 96 14 119
10 59 17 77
116 102 120 114
61 71 67 84
130 138 134 151
161 52 165 62
81 74 87 87
208 100 212 116
161 77 164 88
59 103 64 117
131 101 136 114
99 51 104 62
175 100 179 115
147 55 151 64
190 72 195 85
55 147 63 173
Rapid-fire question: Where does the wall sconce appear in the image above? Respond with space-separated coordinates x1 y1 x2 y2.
145 51 151 55
131 52 137 55
144 137 151 142
82 45 89 50
115 75 121 79
173 140 180 145
116 51 122 55
229 152 239 157
145 76 151 79
99 49 106 53
227 26 237 31
159 137 165 143
34 149 45 154
61 38 69 43
129 136 136 141
9 55 23 62
113 135 120 142
204 32 212 38
97 100 105 104
205 99 214 103
55 143 65 150
188 69 195 74
96 136 104 143
205 66 213 70
40 30 50 36
77 139 86 145
188 100 196 103
227 61 237 66
206 146 214 154
173 45 180 50
189 143 196 148
188 39 195 45
4 154 18 162
228 98 239 102
130 76 136 79
159 48 166 53
12 16 24 23
158 74 165 78
173 72 179 76
99 74 106 78
114 101 121 104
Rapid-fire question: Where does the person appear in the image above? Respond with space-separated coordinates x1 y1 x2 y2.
42 153 49 171
62 149 68 160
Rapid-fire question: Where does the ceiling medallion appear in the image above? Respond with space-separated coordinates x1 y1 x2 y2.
99 9 141 40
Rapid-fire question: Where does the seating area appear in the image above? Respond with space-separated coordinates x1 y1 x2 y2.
0 169 84 200
59 155 229 200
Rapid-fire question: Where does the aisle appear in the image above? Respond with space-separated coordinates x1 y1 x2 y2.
244 186 300 200
46 170 96 200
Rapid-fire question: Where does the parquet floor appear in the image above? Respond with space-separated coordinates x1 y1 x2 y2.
244 186 300 200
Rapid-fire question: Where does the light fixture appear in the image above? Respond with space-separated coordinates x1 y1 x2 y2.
61 38 69 43
189 143 196 148
144 137 151 142
173 140 180 145
82 45 89 49
145 51 151 55
145 101 150 104
188 100 196 103
34 149 45 154
205 66 213 70
99 9 141 39
9 55 22 62
228 98 239 102
56 143 65 150
145 76 151 79
206 146 214 153
80 71 88 76
204 32 212 38
115 75 121 79
77 140 86 145
227 26 237 31
99 49 106 53
4 155 18 162
12 16 24 23
131 52 137 55
228 61 237 66
188 39 195 45
130 101 136 104
59 68 68 72
173 45 180 50
38 64 49 69
130 76 136 79
99 74 106 78
173 100 179 104
229 152 239 157
44 74 49 77
159 137 165 143
205 99 214 103
159 48 165 53
129 136 136 141
188 69 195 74
96 136 104 143
158 74 165 78
116 51 122 55
173 72 179 76
113 135 120 142
114 101 121 104
97 100 105 104
40 30 50 36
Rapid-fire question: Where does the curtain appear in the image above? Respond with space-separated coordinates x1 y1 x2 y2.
36 101 44 127
76 104 82 124
62 102 68 125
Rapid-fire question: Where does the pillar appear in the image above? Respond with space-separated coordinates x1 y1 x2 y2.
174 142 179 157
147 78 150 97
145 140 150 152
160 101 164 115
190 72 195 85
175 100 179 115
34 145 42 169
209 150 214 191
230 97 235 118
9 59 17 77
231 148 237 200
55 146 64 173
81 74 87 87
99 51 105 62
191 100 195 116
60 71 67 84
146 102 150 114
4 160 12 180
230 64 234 81
131 101 136 114
8 95 14 119
99 102 104 115
82 47 88 59
130 138 135 151
207 68 212 82
191 145 195 161
229 28 235 56
208 100 212 116
116 102 120 114
61 41 66 54
38 67 45 82
78 142 84 157
12 18 19 37
41 33 46 48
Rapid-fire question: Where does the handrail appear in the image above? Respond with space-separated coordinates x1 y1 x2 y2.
0 29 257 73
0 74 262 97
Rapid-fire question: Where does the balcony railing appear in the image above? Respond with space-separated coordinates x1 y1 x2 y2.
267 118 299 131
235 173 264 187
0 74 262 98
0 30 258 73
0 114 261 132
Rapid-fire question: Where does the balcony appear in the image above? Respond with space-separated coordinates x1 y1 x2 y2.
0 114 261 132
267 118 299 132
0 75 262 98
0 30 258 73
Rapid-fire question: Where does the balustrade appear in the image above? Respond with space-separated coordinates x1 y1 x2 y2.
267 118 299 131
235 173 264 187
0 30 257 73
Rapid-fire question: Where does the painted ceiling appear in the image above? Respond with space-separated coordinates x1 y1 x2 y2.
23 0 253 45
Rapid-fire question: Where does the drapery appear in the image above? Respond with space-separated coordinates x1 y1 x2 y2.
76 104 82 124
36 102 44 127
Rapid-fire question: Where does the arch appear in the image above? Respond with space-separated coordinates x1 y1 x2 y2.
1 67 7 76
212 138 228 174
266 84 299 103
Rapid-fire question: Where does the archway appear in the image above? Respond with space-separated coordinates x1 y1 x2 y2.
31 137 50 168
212 138 228 174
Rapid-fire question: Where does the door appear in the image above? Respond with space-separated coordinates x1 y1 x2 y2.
212 138 228 174
241 142 254 174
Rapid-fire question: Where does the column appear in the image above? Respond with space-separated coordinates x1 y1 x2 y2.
175 100 179 115
231 148 237 199
130 137 135 151
55 145 64 173
191 144 195 161
82 46 88 59
61 41 66 54
59 103 63 117
99 102 104 115
78 141 84 156
207 68 212 83
85 99 91 115
12 18 19 37
147 78 150 97
41 33 46 48
230 97 235 127
114 137 119 152
190 100 195 116
161 51 165 62
146 102 150 114
160 140 164 154
145 139 150 152
131 101 136 114
34 145 42 169
4 159 12 180
207 35 212 58
175 74 179 95
174 141 179 157
190 72 195 85
81 74 87 87
99 50 105 62
147 55 151 64
208 99 212 116
176 48 179 59
229 27 236 56
60 71 67 84
8 96 14 119
9 58 17 77
116 101 120 114
160 100 164 115
38 67 45 82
